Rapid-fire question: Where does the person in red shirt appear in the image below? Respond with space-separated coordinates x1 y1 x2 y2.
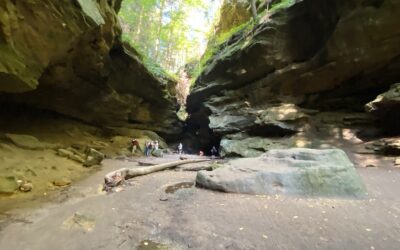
131 138 140 155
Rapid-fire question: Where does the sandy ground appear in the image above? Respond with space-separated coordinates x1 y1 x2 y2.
0 152 400 250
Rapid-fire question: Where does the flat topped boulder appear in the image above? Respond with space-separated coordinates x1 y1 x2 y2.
196 148 366 198
5 133 59 150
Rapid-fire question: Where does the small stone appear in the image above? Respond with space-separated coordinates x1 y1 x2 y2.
394 158 400 166
57 149 74 158
53 178 72 187
366 164 376 168
69 154 85 164
19 182 33 192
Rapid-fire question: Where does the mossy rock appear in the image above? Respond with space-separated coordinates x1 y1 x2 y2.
0 176 19 194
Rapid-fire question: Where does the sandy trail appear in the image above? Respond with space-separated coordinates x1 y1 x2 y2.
0 152 399 250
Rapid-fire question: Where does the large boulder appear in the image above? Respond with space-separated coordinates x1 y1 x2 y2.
196 148 366 198
366 83 400 133
151 149 164 158
84 148 105 167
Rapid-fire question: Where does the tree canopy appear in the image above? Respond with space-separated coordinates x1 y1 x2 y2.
119 0 221 73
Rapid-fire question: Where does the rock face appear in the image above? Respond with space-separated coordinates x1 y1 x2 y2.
366 83 400 133
219 134 293 158
0 0 180 138
187 0 400 151
196 148 366 197
215 0 252 35
5 134 59 150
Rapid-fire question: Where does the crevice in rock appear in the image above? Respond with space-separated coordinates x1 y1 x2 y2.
246 124 298 138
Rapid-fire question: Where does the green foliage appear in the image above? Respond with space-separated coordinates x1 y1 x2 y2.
270 0 296 11
121 34 177 83
119 0 218 73
190 20 253 85
190 0 297 85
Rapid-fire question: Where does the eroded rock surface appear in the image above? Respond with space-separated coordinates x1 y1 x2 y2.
219 134 293 158
366 83 400 133
196 148 366 197
5 134 59 150
0 0 180 137
187 0 400 151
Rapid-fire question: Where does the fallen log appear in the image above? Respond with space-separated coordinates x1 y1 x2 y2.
104 159 210 187
177 165 213 172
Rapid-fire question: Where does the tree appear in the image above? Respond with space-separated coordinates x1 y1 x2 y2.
119 0 218 73
250 0 257 21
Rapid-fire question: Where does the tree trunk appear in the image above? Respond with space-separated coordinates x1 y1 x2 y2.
250 0 258 21
266 0 271 12
154 0 166 61
104 159 210 187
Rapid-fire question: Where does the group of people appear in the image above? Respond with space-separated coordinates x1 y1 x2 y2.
131 138 159 157
178 143 219 158
131 139 219 158
144 140 159 157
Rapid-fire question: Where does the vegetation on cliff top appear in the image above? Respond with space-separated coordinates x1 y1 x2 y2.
118 0 296 100
119 0 221 73
190 0 296 84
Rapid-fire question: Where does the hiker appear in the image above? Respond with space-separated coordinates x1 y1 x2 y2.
211 146 218 158
145 141 152 157
178 143 183 155
154 140 159 150
144 141 148 156
131 138 139 155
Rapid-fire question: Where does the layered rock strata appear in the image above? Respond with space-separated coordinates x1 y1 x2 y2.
0 0 180 138
187 0 400 151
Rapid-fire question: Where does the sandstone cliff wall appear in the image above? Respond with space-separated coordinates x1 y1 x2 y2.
187 0 400 151
0 0 180 137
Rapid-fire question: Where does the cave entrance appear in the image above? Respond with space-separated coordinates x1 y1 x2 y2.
181 110 223 155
